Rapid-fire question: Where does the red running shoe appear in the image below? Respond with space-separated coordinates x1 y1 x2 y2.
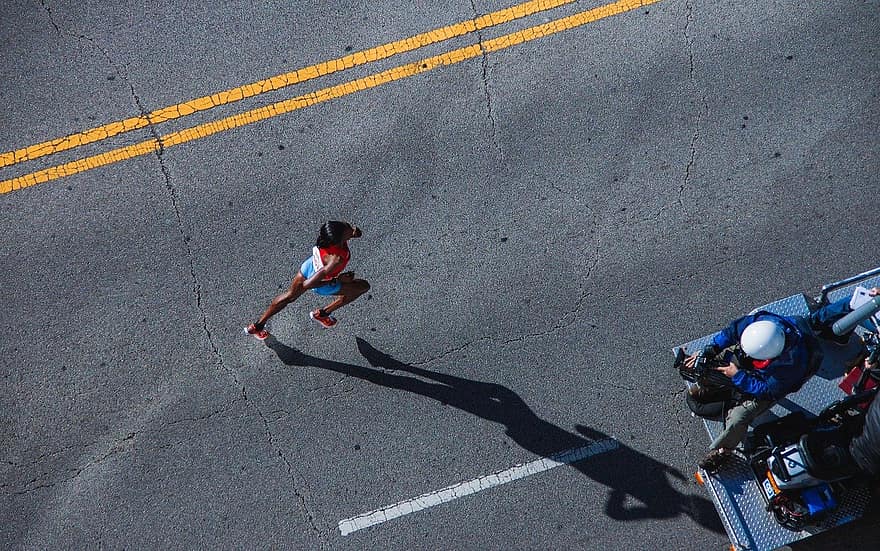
309 309 338 329
244 323 270 341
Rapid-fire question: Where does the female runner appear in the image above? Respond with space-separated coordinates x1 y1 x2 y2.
245 221 369 339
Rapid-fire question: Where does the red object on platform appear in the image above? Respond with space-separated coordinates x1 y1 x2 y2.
839 365 879 409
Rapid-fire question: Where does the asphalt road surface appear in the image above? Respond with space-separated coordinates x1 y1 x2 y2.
2 0 878 549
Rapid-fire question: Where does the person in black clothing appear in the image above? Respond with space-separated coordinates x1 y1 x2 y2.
851 356 880 477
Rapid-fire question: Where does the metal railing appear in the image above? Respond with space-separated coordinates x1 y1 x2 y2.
817 266 880 305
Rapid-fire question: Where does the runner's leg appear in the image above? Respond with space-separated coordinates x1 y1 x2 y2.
256 273 308 326
320 278 370 315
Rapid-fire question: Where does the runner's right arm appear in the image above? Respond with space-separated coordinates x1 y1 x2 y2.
303 255 341 289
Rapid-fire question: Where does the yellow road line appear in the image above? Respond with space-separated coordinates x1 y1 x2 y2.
0 0 580 170
0 0 657 195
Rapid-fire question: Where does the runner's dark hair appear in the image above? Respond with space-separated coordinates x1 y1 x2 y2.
316 221 349 247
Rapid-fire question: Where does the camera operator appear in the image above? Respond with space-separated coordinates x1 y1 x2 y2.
684 312 814 473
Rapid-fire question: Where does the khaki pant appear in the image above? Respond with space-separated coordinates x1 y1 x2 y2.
709 398 775 450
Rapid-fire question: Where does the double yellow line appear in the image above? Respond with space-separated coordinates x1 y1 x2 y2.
0 0 656 194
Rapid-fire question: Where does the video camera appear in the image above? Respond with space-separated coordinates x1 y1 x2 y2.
674 346 735 389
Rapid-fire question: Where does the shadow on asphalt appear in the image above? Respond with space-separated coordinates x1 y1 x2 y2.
265 336 724 534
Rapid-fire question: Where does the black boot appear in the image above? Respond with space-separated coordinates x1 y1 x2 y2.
698 448 733 474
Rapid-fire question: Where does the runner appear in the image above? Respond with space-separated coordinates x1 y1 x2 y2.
244 221 369 340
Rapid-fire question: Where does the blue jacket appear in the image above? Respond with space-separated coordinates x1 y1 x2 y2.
711 311 813 401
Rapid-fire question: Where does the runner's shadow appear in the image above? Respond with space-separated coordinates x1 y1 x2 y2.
266 336 723 533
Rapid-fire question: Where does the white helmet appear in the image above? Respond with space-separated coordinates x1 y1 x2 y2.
741 320 785 360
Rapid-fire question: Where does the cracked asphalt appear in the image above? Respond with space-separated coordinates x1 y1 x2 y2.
2 0 879 549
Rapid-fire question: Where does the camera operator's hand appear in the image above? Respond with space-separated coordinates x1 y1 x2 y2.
715 362 739 379
682 344 718 369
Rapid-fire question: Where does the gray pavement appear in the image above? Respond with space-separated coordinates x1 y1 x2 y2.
2 0 879 549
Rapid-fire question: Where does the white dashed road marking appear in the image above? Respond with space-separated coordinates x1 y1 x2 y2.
338 438 619 536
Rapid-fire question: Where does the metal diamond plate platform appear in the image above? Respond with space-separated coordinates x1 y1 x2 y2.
677 272 880 551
